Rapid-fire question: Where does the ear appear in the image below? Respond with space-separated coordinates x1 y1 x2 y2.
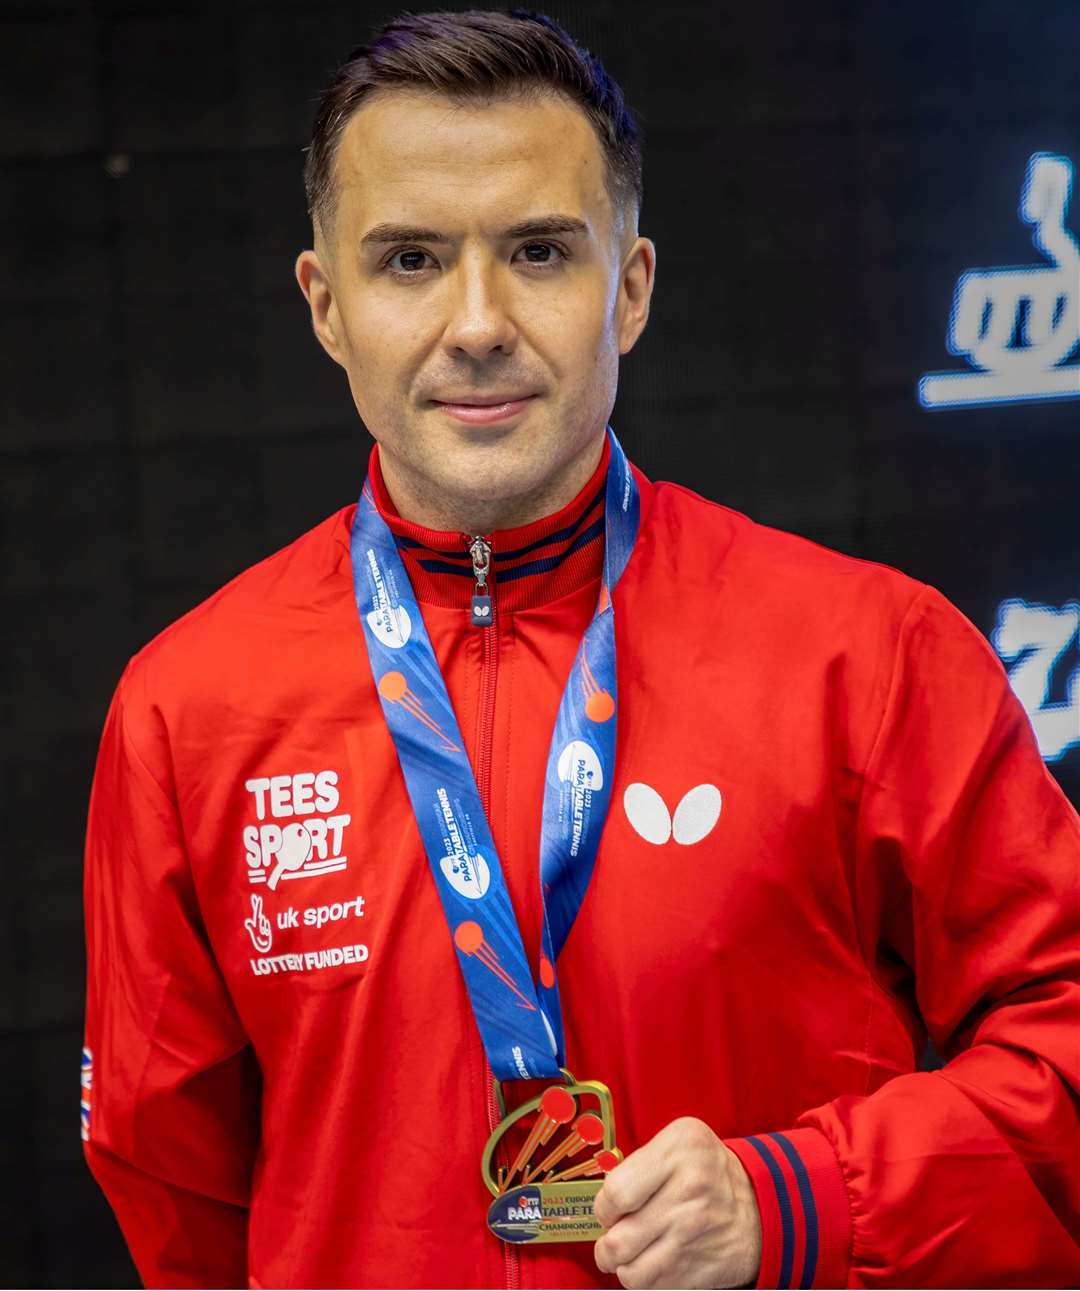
295 248 348 368
616 236 657 355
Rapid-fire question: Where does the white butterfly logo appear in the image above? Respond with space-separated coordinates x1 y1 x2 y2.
623 782 722 846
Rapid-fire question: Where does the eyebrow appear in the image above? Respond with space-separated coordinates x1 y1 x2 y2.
359 214 590 246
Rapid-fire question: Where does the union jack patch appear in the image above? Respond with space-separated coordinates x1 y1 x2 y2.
80 1046 93 1142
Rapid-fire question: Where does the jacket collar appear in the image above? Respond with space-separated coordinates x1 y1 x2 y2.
364 436 611 613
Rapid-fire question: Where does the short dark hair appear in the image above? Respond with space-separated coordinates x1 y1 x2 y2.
302 8 644 251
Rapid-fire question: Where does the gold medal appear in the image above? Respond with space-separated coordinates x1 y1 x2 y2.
482 1069 623 1243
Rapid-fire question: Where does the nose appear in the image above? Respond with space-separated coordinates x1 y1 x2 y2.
441 252 519 360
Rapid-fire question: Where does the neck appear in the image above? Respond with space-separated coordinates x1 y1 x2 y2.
363 434 614 614
375 434 607 534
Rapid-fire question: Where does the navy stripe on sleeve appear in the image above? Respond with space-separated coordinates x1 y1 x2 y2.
746 1135 796 1288
767 1132 820 1288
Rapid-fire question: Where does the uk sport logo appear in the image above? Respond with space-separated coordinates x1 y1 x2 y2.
244 894 273 952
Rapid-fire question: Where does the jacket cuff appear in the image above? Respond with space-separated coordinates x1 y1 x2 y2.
724 1126 851 1289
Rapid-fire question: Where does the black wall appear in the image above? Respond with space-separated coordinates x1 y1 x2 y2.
3 1 1078 1285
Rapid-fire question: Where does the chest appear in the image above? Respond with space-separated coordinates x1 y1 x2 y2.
177 586 864 1061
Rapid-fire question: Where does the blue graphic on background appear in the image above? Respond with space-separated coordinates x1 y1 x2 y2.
992 598 1080 762
350 426 640 1082
919 153 1080 408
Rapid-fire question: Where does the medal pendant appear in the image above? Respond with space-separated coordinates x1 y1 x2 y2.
481 1070 623 1244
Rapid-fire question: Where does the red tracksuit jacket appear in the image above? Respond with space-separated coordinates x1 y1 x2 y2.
82 438 1080 1288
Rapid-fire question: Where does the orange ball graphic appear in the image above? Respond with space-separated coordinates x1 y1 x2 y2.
378 670 408 701
454 921 484 953
585 690 615 723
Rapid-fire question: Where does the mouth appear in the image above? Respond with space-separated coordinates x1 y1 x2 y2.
430 394 538 425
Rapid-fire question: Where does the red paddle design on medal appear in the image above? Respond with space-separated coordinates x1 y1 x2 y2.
481 1073 624 1243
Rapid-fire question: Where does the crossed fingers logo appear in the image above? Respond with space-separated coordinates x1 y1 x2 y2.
244 893 273 953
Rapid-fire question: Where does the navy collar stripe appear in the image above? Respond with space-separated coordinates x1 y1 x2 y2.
488 483 605 561
393 481 605 564
415 516 604 584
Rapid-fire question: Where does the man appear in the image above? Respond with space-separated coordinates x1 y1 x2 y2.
81 8 1080 1289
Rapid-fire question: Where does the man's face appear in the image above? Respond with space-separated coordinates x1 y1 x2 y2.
295 89 654 525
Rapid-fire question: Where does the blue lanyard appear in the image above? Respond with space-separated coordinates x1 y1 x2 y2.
350 426 640 1081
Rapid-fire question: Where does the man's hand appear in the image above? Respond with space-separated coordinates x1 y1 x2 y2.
593 1117 762 1289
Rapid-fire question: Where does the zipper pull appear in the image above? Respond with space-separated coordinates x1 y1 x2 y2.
468 535 494 628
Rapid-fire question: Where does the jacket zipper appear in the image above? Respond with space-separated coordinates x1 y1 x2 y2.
469 534 521 1291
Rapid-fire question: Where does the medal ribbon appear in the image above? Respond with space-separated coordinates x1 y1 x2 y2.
350 426 639 1081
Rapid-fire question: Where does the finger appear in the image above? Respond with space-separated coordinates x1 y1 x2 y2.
252 895 262 915
614 1231 676 1291
594 1132 678 1228
594 1178 674 1275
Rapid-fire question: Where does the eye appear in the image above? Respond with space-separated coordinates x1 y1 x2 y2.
385 247 437 276
382 240 568 279
515 241 567 267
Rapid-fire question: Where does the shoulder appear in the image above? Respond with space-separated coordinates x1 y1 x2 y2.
643 479 928 629
637 478 1006 764
642 478 1010 700
117 504 356 723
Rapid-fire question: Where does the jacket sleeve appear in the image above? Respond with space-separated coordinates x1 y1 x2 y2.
724 585 1080 1288
82 665 261 1289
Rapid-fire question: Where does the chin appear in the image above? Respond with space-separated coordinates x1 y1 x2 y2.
442 455 549 509
428 445 570 531
434 429 555 484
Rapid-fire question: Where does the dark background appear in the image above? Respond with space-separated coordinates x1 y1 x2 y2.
3 1 1079 1285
